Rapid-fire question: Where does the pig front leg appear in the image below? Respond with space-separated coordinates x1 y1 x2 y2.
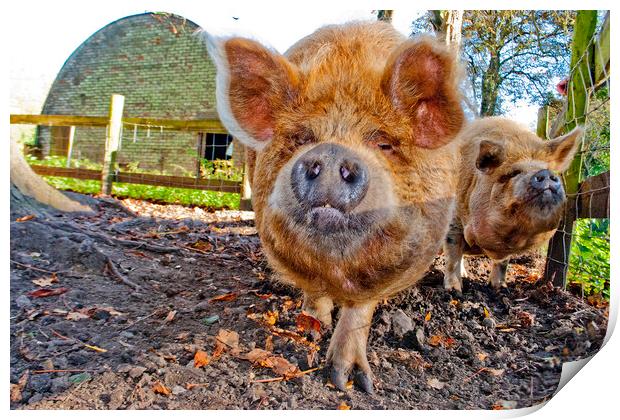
327 301 377 394
443 225 465 292
302 292 334 328
489 259 509 289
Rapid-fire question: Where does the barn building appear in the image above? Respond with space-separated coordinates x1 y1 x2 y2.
37 12 242 174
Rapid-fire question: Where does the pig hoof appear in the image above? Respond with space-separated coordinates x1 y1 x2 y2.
354 370 374 394
330 366 349 391
329 365 374 394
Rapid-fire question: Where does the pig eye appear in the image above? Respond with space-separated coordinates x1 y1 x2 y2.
498 170 522 183
367 130 395 154
291 129 316 146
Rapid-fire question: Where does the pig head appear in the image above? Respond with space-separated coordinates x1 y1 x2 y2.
443 117 583 291
207 22 464 393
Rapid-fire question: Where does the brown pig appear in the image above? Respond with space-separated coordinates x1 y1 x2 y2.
443 117 583 291
206 22 464 393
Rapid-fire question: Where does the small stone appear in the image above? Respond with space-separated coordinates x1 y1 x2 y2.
172 385 187 395
482 317 496 329
391 309 414 337
29 374 52 393
50 376 70 393
128 366 147 378
117 363 133 373
16 295 32 309
28 393 43 404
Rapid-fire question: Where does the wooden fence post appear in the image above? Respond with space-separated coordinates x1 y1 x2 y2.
65 126 76 168
101 94 125 195
536 107 549 139
239 146 252 211
544 11 598 287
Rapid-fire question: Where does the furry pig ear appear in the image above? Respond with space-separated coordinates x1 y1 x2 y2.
206 35 299 151
545 126 584 172
476 140 505 174
381 37 464 149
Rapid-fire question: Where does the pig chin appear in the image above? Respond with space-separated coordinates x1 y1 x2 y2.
512 188 565 224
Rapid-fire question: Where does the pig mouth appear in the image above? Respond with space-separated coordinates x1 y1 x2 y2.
290 203 378 235
524 188 565 211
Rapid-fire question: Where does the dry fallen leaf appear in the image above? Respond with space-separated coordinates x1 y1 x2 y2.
265 335 274 352
194 350 210 368
152 381 171 396
165 310 177 322
32 274 59 287
476 352 488 362
16 215 36 222
186 383 208 390
10 370 29 402
427 377 446 389
264 310 279 326
296 312 321 334
485 368 505 377
483 306 491 318
66 312 90 321
209 292 238 303
425 311 432 322
27 287 69 298
190 240 213 252
337 402 351 410
253 291 272 300
216 329 239 349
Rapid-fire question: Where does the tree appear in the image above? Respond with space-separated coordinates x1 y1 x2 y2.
376 10 394 23
413 11 575 116
430 10 463 47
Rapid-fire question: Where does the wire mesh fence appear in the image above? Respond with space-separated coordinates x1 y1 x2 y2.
543 11 610 299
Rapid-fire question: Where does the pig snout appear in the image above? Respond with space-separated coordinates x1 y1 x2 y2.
528 169 564 207
530 169 561 193
291 143 369 213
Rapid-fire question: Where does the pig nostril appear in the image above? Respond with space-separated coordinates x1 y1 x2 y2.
536 176 545 183
307 162 322 180
340 165 356 183
550 175 559 183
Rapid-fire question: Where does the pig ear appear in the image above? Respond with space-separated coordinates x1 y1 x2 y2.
206 35 299 151
545 126 584 172
476 140 505 174
381 37 464 149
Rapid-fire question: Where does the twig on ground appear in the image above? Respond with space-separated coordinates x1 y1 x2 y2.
250 367 322 384
120 310 160 331
32 369 87 374
10 260 57 275
105 258 142 291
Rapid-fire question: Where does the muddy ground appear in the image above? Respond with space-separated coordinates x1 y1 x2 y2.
10 193 608 410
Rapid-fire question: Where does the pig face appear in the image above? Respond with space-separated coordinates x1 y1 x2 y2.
466 118 582 256
206 23 464 303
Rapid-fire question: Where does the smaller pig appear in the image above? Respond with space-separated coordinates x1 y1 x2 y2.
443 117 583 291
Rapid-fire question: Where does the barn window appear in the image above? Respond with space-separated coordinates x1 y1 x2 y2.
201 133 233 161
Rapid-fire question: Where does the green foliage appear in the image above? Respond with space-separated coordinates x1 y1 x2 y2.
199 159 243 182
568 219 610 299
26 155 240 209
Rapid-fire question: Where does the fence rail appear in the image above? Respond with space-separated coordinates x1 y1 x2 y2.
10 114 227 133
10 105 245 197
29 165 241 193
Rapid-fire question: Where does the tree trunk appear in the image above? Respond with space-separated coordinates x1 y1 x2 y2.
479 49 502 116
431 10 463 47
377 10 394 23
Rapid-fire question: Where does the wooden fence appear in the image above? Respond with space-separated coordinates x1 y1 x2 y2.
540 11 610 288
10 97 248 197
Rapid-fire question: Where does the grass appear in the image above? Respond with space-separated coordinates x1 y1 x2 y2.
27 155 241 210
